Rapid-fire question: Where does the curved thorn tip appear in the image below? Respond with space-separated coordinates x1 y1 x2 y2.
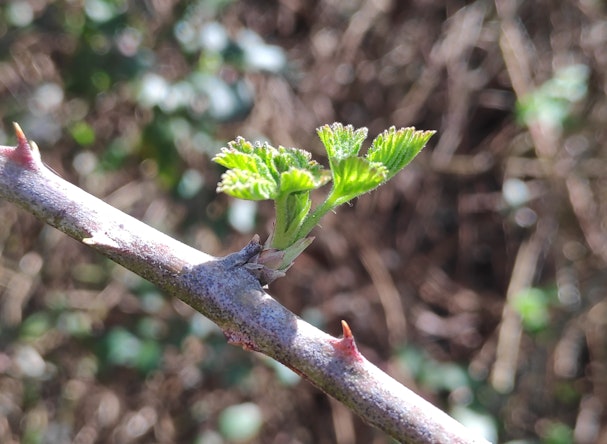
13 122 27 143
30 140 41 157
341 320 353 339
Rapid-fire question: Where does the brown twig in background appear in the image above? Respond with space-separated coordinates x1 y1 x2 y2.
491 224 550 393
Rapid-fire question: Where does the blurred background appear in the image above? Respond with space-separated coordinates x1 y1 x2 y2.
0 0 605 443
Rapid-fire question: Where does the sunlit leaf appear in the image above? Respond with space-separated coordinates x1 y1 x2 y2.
214 124 435 265
213 138 272 177
214 138 329 202
273 145 314 170
217 169 277 200
367 127 435 180
270 191 311 250
329 157 388 206
284 192 310 231
279 167 330 195
213 149 263 173
317 122 368 163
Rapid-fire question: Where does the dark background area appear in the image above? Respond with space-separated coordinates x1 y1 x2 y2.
0 1 606 443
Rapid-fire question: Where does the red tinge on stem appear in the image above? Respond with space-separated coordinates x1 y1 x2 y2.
331 320 363 362
9 122 41 169
224 329 259 352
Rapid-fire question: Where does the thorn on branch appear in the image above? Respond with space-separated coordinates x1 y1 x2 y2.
341 319 353 339
10 122 41 169
331 320 363 362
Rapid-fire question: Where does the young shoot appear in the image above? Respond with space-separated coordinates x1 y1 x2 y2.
213 123 435 281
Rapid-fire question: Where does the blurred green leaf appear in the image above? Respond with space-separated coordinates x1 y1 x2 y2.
104 327 141 365
136 317 165 340
517 64 589 129
69 122 96 146
512 287 553 333
85 0 127 23
20 312 53 341
541 421 573 444
57 311 92 338
218 402 263 442
91 71 111 91
100 327 161 373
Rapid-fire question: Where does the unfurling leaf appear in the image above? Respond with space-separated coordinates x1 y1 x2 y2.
317 123 368 164
213 137 329 202
213 122 435 279
279 168 330 195
217 169 276 200
329 157 388 206
367 127 435 180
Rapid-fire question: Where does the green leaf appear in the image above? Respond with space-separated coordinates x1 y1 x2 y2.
279 167 331 195
70 121 96 146
213 138 272 176
213 123 436 279
512 287 552 333
285 192 310 230
367 127 435 180
273 145 315 171
214 149 268 175
517 64 589 129
280 236 314 269
317 122 368 164
270 191 311 249
329 157 388 206
217 169 277 200
214 138 330 203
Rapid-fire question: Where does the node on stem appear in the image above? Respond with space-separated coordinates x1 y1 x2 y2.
213 122 435 284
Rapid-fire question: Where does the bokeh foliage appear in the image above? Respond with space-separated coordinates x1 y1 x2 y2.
1 1 606 443
1 1 287 443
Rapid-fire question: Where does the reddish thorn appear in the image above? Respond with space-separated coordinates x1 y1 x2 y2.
341 320 353 339
332 320 363 362
9 122 40 169
13 122 27 145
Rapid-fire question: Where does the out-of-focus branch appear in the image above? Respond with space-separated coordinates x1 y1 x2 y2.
0 124 488 444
